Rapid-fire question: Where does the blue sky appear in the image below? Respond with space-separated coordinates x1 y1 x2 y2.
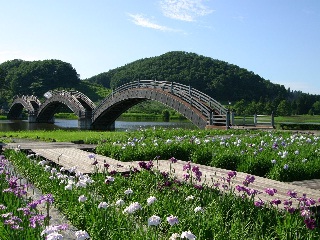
1 0 319 94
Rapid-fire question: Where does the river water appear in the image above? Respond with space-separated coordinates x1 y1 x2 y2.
0 119 197 131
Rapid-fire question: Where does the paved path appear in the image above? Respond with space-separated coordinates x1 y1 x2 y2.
291 179 320 190
2 140 96 150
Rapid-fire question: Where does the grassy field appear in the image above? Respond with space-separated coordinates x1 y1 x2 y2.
0 129 127 143
54 113 78 119
275 115 320 123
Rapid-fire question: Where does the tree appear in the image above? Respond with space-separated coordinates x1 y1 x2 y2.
277 100 292 116
3 59 80 98
232 99 246 115
311 101 320 115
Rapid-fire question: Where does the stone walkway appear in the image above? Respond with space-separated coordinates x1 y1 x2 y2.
291 179 320 190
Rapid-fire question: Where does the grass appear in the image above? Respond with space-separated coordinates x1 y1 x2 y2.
119 113 187 121
0 128 247 143
54 113 78 119
0 129 127 143
275 115 320 123
2 149 320 239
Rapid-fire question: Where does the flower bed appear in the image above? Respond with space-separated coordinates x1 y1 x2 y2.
2 150 320 239
0 154 89 239
95 130 320 182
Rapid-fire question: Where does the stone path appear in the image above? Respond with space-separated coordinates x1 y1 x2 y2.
2 140 96 150
3 140 320 207
291 179 320 190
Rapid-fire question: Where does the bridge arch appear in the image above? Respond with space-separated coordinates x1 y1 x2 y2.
7 95 41 120
36 91 94 128
92 80 227 130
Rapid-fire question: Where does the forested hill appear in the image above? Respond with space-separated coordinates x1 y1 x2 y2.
85 51 287 102
0 59 109 108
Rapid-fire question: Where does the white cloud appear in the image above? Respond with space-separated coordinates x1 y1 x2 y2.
128 13 175 32
160 0 214 22
233 15 246 22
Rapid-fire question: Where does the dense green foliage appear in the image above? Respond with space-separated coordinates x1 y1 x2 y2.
0 59 107 108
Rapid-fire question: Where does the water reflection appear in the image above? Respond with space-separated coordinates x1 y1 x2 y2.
0 119 196 132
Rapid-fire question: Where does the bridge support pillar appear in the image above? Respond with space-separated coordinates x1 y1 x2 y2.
226 110 230 129
28 114 37 123
78 117 92 130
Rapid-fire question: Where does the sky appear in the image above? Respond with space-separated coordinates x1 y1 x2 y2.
0 0 320 94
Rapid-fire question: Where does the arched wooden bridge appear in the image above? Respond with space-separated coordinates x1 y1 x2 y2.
7 95 41 122
7 80 228 130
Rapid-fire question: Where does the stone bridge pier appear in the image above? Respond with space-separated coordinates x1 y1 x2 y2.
28 114 38 123
78 111 93 130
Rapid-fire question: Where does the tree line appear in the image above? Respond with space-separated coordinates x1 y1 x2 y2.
231 96 320 116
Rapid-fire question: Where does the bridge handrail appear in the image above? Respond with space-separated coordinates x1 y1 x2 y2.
44 90 87 117
94 80 227 117
69 91 96 110
166 81 227 115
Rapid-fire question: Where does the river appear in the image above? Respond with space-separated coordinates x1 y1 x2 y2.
0 119 197 131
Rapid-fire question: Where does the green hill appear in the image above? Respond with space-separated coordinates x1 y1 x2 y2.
84 51 287 102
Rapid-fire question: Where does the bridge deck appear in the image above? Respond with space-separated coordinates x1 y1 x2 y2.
4 143 316 210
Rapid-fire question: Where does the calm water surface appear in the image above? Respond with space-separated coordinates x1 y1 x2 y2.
0 119 197 132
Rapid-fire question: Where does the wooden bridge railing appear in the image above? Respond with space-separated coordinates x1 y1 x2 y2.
45 90 87 118
69 91 96 110
231 113 275 128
